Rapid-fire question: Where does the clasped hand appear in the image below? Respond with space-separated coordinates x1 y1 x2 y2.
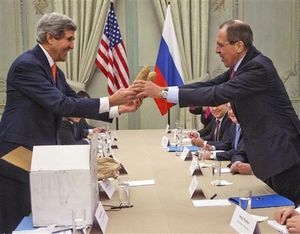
131 80 163 99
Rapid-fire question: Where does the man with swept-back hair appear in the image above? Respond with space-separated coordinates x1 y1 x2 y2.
133 19 300 206
0 12 138 232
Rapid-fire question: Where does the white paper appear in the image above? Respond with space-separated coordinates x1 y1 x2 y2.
221 167 231 173
128 179 155 187
198 162 212 168
192 199 231 207
212 150 225 153
267 220 289 234
210 180 233 186
251 214 268 222
12 230 51 234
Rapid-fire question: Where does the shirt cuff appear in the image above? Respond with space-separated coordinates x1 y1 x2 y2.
211 145 216 150
210 151 217 159
167 86 179 104
88 129 93 135
109 106 120 118
99 97 110 113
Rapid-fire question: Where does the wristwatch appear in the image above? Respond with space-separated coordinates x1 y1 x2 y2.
161 88 169 99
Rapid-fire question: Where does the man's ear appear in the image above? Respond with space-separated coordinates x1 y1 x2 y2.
236 40 245 53
46 32 55 44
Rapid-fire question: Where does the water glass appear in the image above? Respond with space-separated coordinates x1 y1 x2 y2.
211 160 222 186
239 189 252 211
118 177 130 207
72 209 86 234
198 148 206 165
175 126 183 156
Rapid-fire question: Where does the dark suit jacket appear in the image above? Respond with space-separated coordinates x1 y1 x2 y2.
58 118 89 145
203 113 231 143
74 118 94 139
189 106 214 137
178 45 300 181
0 44 111 149
213 123 248 163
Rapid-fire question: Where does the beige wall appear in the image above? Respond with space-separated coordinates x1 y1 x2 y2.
0 0 299 129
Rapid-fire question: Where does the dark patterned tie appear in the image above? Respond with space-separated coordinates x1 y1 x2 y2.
214 120 221 141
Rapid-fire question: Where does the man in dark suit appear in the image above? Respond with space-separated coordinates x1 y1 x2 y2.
133 20 300 205
190 103 231 146
189 106 213 137
204 103 247 163
58 117 91 145
0 12 138 232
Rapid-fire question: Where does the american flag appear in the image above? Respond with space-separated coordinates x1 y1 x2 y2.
95 2 130 95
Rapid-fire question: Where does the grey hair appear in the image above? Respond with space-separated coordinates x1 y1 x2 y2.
36 12 77 44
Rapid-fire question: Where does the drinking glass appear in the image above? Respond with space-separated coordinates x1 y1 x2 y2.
239 189 252 211
118 177 130 207
72 208 86 234
211 160 222 186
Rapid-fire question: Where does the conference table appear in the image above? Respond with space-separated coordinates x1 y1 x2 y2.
98 129 282 233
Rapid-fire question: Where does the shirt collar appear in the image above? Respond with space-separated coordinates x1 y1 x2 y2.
233 54 246 72
216 113 226 122
39 44 55 67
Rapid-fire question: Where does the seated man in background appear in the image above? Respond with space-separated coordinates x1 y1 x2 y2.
189 103 231 147
189 106 213 137
76 90 105 136
202 103 251 174
274 207 300 233
59 117 105 145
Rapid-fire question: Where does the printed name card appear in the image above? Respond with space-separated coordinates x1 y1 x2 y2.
189 158 200 175
230 205 260 234
188 176 199 198
161 136 169 148
99 179 115 199
180 147 191 160
95 202 109 234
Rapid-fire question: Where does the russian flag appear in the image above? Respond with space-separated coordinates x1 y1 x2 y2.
154 5 184 115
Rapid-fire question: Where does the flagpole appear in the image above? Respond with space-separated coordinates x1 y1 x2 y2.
168 110 170 126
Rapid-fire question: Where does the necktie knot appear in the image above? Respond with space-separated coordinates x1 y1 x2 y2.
51 64 57 82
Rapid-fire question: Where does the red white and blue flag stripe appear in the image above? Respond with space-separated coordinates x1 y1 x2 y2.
154 5 184 115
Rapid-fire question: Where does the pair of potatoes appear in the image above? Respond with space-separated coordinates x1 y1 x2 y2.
135 66 156 82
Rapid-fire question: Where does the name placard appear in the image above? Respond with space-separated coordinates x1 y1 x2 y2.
99 179 115 199
180 147 190 160
230 205 260 234
161 136 169 148
95 202 109 233
189 159 199 175
188 176 199 198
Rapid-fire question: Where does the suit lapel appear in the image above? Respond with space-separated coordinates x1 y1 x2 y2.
32 45 56 86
